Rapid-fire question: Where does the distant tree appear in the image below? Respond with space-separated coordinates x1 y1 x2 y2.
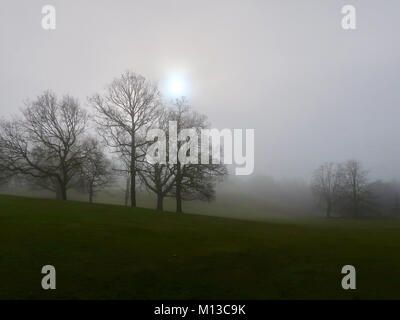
369 180 400 217
312 160 376 218
311 162 342 218
394 183 400 216
79 138 114 203
89 71 161 208
0 91 88 200
340 160 375 218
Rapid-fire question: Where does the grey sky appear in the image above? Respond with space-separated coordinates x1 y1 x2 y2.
1 0 399 181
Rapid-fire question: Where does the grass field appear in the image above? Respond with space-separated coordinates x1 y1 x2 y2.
1 194 400 299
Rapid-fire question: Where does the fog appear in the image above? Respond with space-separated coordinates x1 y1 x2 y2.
1 1 400 217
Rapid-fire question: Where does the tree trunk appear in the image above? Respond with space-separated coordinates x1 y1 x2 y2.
176 165 182 213
124 177 130 206
354 203 359 218
130 171 136 207
55 184 62 200
130 133 136 207
326 201 332 218
60 184 67 200
352 183 358 218
89 185 93 203
157 193 164 211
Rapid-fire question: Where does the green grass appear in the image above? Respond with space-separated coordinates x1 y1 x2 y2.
1 194 400 299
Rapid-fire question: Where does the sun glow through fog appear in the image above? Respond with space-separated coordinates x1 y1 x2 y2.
162 73 190 98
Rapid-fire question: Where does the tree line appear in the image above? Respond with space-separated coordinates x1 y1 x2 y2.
0 70 226 213
311 160 400 218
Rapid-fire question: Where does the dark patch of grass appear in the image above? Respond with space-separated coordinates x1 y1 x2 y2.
1 194 399 299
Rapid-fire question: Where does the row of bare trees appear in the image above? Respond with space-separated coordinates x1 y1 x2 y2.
311 160 378 218
88 71 226 212
0 92 114 202
0 70 227 213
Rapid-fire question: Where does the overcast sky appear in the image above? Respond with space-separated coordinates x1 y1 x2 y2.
1 0 399 181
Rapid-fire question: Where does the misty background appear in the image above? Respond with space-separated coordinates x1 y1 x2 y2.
1 0 399 218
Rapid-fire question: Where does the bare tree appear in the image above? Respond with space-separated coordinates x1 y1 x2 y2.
138 108 175 210
0 91 88 200
172 164 226 205
340 159 374 218
166 98 227 213
89 71 161 207
369 179 400 216
139 162 175 211
311 162 342 218
79 137 114 203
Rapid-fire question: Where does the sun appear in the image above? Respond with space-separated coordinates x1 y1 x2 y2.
163 73 190 98
169 77 185 96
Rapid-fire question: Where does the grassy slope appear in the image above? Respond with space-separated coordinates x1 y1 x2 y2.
1 194 400 299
